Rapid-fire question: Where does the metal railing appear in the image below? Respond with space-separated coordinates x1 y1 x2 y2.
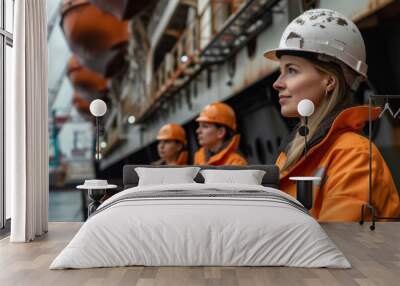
138 0 247 119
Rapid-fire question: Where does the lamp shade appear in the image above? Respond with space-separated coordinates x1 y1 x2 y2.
90 99 107 117
297 99 315 117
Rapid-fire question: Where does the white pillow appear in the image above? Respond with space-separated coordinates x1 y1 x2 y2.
135 167 200 186
200 169 266 185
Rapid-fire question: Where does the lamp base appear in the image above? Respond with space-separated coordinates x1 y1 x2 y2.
88 189 106 216
296 180 313 210
290 177 320 210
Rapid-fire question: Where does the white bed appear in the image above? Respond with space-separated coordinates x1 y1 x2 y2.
50 182 350 269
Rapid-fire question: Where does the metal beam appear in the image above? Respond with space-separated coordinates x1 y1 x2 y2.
200 0 278 63
135 17 150 52
48 65 68 110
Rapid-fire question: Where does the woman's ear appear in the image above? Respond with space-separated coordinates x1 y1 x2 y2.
177 142 183 153
216 127 227 140
326 74 337 93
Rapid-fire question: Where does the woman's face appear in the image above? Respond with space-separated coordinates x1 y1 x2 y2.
196 122 225 149
157 140 182 161
273 55 330 117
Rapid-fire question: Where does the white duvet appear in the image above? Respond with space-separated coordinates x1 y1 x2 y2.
50 183 350 269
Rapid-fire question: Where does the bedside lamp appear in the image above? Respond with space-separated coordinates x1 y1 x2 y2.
78 99 117 217
290 99 319 210
90 99 107 161
297 99 314 157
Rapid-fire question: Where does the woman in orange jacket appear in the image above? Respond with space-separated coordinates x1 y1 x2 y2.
153 123 188 165
194 102 247 166
264 9 400 221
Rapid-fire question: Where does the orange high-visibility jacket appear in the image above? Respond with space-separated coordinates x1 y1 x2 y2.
276 106 400 221
175 151 189 165
152 151 189 166
194 135 247 166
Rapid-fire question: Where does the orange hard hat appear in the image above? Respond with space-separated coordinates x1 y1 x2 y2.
157 123 187 145
196 102 237 131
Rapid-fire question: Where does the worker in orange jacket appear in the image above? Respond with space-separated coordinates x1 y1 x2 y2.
194 102 247 166
263 8 400 221
153 123 188 165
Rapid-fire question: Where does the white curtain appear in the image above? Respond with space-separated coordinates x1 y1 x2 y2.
7 0 49 242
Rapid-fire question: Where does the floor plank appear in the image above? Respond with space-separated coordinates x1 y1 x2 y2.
0 222 399 286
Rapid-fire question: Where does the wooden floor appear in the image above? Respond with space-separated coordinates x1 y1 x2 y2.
0 222 399 286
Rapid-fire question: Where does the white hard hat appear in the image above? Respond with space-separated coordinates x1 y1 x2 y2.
264 9 367 89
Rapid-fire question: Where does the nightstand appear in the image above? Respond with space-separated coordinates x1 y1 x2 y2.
77 180 117 216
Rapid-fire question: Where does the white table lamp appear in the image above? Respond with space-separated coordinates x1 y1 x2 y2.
90 99 107 161
294 99 317 210
297 99 315 157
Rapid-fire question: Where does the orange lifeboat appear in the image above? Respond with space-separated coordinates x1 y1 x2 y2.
72 91 98 122
60 0 129 77
72 92 90 112
67 55 108 100
90 0 152 20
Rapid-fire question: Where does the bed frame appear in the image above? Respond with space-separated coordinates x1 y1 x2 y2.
123 165 280 190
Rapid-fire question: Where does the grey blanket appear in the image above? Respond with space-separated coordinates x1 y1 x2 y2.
91 189 308 218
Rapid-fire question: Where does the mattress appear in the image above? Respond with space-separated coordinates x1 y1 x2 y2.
50 183 350 269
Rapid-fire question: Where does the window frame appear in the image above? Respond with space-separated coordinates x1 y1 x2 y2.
0 0 14 230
